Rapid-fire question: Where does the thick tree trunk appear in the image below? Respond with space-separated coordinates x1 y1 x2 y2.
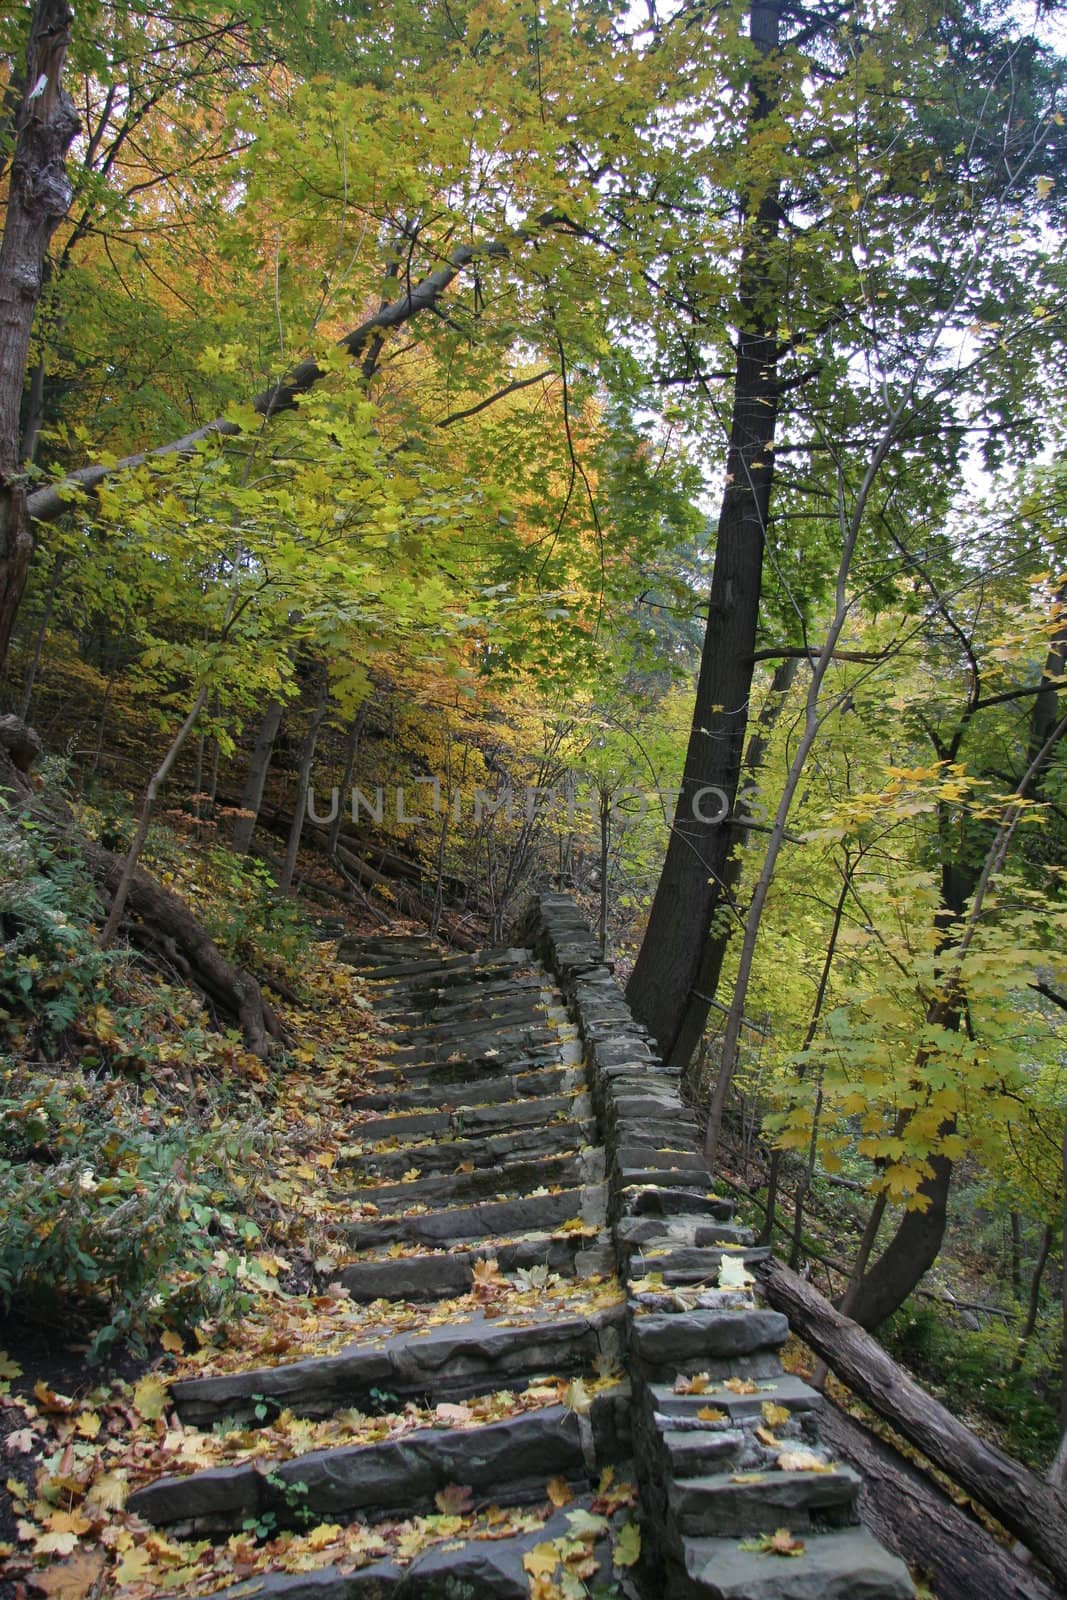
232 697 284 855
758 1257 1067 1587
673 655 798 1073
0 0 78 674
818 1398 1062 1600
626 0 783 1064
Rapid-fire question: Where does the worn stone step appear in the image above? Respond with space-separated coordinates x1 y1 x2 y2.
363 1039 582 1091
373 971 552 1018
668 1463 862 1538
631 1246 772 1286
345 1184 606 1251
648 1374 823 1427
349 1092 584 1147
172 1302 626 1429
345 1147 605 1215
659 1426 747 1477
196 1500 618 1600
388 1002 565 1048
352 1062 581 1114
389 1022 570 1067
352 1118 600 1180
351 948 531 985
131 1388 630 1535
615 1217 756 1257
337 1231 602 1302
682 1527 915 1600
629 1307 789 1376
625 1189 735 1222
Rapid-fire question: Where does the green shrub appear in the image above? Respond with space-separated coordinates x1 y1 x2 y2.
884 1302 1061 1468
0 1063 265 1360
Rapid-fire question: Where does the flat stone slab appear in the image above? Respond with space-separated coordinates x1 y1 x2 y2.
338 1233 589 1302
350 1093 582 1148
354 1118 599 1180
345 1184 607 1251
682 1528 915 1600
648 1374 823 1424
353 1063 579 1114
345 1148 604 1216
630 1307 789 1370
630 1246 771 1285
172 1304 625 1427
668 1464 861 1538
132 1393 629 1534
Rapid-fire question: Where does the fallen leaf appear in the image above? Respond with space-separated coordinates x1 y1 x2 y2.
434 1483 474 1514
160 1329 184 1355
762 1401 791 1429
523 1540 561 1579
696 1406 727 1422
132 1375 169 1420
546 1476 573 1507
777 1448 833 1473
674 1372 711 1395
723 1377 759 1394
26 1548 106 1598
613 1520 641 1567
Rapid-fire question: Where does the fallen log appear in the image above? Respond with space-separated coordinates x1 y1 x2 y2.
818 1396 1061 1600
758 1256 1067 1589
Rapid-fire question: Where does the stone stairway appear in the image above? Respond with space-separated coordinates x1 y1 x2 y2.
125 900 915 1599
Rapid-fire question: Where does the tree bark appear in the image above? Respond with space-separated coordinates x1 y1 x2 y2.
0 0 78 674
758 1257 1067 1588
625 0 783 1064
232 697 284 855
817 1397 1062 1600
1011 1222 1051 1375
278 675 328 896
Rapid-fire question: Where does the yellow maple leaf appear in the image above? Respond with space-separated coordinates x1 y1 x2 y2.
524 1540 561 1579
762 1401 790 1429
133 1375 169 1420
546 1475 573 1507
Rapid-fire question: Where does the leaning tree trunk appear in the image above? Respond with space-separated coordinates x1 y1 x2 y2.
0 0 79 674
759 1257 1067 1589
626 0 783 1065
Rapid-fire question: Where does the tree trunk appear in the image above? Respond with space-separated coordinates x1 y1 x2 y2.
232 697 284 854
0 715 280 1057
0 0 78 674
279 675 328 896
758 1257 1067 1588
817 1397 1062 1600
98 686 208 945
625 0 783 1064
1011 1222 1051 1375
327 699 369 859
672 655 798 1072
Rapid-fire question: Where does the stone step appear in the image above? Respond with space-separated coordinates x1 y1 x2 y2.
667 1463 862 1538
344 1147 605 1215
337 1231 602 1302
659 1426 747 1477
352 1061 581 1114
625 1188 736 1222
172 1302 626 1429
362 1039 582 1090
389 1022 570 1067
197 1500 618 1600
648 1374 823 1426
347 947 531 985
629 1307 789 1377
630 1246 772 1285
351 1117 600 1180
615 1216 756 1257
131 1389 630 1536
373 971 552 1019
345 1183 608 1252
387 1002 566 1048
349 1092 584 1147
682 1527 915 1600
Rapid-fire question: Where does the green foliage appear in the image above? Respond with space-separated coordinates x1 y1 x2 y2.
883 1303 1061 1469
0 1062 264 1360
